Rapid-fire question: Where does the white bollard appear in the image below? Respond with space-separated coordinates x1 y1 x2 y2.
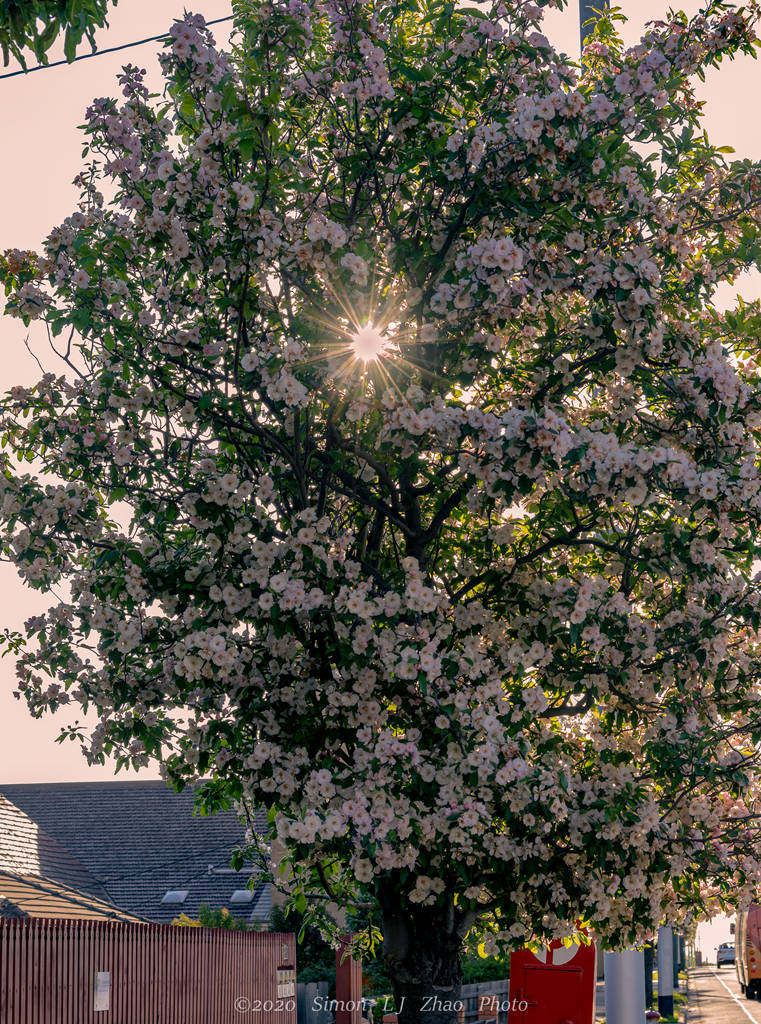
604 949 646 1024
658 925 674 1017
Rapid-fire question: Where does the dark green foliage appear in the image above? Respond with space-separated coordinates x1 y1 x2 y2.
460 953 510 984
0 0 117 67
268 903 507 991
172 903 251 930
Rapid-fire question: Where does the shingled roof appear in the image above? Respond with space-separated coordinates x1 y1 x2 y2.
0 792 110 903
0 782 270 926
0 871 146 922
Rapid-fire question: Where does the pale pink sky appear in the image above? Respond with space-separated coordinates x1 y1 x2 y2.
0 0 233 783
0 0 759 813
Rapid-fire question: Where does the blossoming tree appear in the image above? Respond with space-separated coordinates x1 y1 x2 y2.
3 0 761 1018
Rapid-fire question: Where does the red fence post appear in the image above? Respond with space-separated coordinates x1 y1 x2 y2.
335 933 363 1024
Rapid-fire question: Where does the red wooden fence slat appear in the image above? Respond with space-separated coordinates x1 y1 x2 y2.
70 917 78 1024
29 912 38 1024
40 918 48 1024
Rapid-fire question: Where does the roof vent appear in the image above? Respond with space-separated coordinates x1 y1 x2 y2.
230 889 254 904
160 890 189 905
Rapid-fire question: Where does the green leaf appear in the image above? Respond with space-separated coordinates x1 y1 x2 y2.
398 64 434 83
124 549 145 569
63 27 78 63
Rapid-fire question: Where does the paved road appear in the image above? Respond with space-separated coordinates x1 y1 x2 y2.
689 966 761 1022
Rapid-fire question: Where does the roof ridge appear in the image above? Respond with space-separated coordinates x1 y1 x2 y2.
0 780 170 788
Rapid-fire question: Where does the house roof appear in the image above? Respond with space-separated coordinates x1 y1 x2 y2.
0 792 110 903
0 782 269 925
0 871 146 922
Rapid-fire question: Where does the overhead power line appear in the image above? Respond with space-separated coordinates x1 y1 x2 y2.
0 15 234 82
102 839 247 885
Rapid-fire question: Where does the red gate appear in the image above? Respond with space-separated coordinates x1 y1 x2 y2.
508 939 596 1023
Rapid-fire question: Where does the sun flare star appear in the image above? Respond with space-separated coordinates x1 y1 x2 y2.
350 324 388 362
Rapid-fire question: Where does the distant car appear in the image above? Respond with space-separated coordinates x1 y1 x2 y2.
717 942 736 967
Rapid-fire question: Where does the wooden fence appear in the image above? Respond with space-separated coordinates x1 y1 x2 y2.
0 917 296 1024
461 980 511 1024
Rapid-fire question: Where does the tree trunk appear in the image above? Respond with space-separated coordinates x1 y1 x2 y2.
379 886 467 1024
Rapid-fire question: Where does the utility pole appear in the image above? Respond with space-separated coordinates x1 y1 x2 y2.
580 1 610 51
658 925 675 1018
